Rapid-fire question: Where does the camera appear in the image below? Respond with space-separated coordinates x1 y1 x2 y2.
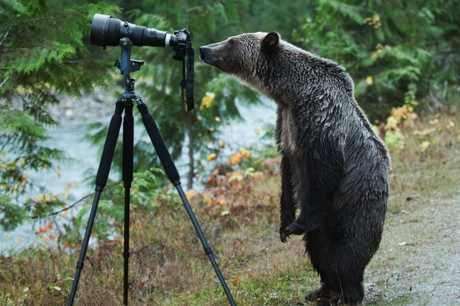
90 14 189 61
90 14 194 111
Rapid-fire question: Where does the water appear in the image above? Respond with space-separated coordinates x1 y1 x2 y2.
0 120 102 254
0 100 276 253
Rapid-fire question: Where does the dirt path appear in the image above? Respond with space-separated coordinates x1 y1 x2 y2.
365 193 460 305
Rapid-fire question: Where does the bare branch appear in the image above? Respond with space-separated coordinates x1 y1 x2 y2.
0 76 9 88
0 26 12 46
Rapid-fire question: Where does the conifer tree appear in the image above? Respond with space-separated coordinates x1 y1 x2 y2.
298 0 460 120
0 0 119 231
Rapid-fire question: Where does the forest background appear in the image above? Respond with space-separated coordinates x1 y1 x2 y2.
1 0 459 305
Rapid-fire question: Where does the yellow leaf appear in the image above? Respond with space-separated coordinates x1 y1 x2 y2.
251 171 266 181
419 141 430 152
229 152 242 166
200 92 216 110
366 76 373 85
185 189 196 202
229 170 244 182
215 197 227 205
385 116 398 130
239 149 251 159
207 153 217 162
203 196 213 206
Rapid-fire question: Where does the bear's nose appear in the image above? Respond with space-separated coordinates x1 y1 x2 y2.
199 45 220 64
199 46 209 58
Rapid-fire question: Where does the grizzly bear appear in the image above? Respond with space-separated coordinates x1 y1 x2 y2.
200 32 391 305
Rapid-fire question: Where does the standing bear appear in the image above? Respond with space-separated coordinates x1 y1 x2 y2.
200 32 391 305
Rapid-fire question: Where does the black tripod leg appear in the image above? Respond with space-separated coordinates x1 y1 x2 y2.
136 98 236 306
67 100 125 306
122 101 134 305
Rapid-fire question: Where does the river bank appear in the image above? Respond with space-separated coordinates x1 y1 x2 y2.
1 93 276 253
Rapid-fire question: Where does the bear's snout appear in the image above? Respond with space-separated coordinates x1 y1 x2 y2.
200 42 234 73
199 46 210 61
199 45 215 63
199 43 222 67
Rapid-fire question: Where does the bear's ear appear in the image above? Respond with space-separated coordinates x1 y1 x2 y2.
261 32 280 50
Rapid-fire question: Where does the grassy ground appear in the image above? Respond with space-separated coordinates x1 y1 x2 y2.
1 114 459 305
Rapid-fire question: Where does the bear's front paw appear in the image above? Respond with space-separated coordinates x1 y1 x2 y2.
280 221 307 243
279 226 289 243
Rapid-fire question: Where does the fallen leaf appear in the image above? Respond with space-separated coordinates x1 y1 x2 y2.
229 152 242 166
239 149 251 159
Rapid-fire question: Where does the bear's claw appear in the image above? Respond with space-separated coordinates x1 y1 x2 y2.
280 221 308 242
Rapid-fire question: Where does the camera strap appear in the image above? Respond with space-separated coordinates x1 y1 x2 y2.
180 30 194 112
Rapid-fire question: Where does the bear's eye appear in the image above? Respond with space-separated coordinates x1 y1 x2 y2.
228 39 236 45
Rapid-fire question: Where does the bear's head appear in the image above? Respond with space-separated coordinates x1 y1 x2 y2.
199 32 282 82
200 32 348 105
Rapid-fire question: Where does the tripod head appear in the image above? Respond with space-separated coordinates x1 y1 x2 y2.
92 14 195 111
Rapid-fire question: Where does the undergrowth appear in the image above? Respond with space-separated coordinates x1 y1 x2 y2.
1 113 459 305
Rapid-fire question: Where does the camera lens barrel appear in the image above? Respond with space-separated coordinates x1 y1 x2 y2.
91 14 173 48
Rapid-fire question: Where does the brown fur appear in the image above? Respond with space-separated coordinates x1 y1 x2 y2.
200 32 390 305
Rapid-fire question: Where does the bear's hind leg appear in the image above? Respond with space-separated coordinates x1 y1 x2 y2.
305 284 335 302
305 218 372 305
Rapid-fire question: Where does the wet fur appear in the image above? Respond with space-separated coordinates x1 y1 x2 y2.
200 32 390 305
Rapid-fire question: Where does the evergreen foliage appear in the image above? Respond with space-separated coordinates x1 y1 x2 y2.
297 0 460 121
0 0 120 231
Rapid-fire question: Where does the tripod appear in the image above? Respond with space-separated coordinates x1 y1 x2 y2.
67 38 236 306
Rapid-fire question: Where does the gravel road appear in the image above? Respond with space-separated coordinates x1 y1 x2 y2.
365 193 460 305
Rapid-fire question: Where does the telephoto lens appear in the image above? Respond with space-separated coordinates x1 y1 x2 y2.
90 14 173 48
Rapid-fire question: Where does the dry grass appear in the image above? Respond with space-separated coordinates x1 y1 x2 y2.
1 114 459 305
